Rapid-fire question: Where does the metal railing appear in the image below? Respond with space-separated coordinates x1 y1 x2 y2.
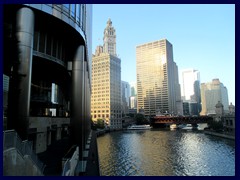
62 146 79 176
3 130 45 173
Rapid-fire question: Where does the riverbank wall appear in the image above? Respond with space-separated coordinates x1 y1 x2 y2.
204 130 235 140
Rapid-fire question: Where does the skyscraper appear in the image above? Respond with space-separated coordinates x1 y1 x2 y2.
121 81 131 115
129 82 137 109
200 78 229 115
136 39 181 116
181 69 200 101
181 69 201 115
130 82 137 96
3 4 97 175
91 19 122 130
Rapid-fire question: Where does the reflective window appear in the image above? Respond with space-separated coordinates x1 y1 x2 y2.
80 4 83 28
70 4 75 18
63 4 70 12
76 4 80 24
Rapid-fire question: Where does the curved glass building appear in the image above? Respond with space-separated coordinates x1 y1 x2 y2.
3 4 92 158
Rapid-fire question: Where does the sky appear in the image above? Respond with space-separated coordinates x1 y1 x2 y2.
92 4 235 105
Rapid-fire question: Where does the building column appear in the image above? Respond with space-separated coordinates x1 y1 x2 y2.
86 72 91 138
70 45 85 158
8 7 34 140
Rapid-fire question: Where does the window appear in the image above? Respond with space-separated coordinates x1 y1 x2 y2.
63 4 70 12
39 32 46 53
52 38 57 57
33 31 39 51
57 41 62 59
70 4 76 18
46 34 52 55
76 4 80 24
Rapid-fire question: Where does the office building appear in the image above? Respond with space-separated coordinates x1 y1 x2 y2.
200 79 229 115
130 82 137 96
181 69 201 115
91 19 122 130
121 81 131 115
3 4 98 176
130 96 137 109
181 69 200 101
136 39 181 116
129 82 137 110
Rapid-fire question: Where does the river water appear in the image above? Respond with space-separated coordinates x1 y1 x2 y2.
97 128 235 176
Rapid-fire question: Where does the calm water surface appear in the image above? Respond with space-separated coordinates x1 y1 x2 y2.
97 129 235 176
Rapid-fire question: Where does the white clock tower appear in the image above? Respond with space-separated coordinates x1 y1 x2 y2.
103 18 116 56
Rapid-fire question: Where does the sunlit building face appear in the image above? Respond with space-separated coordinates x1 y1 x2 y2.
91 19 122 130
136 39 181 116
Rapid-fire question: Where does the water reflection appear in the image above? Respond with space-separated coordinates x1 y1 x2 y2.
97 129 235 176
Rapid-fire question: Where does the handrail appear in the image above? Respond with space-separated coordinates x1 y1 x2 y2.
61 146 79 176
3 130 45 173
62 159 71 176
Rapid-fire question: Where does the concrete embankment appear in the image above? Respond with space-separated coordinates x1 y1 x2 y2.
204 130 235 140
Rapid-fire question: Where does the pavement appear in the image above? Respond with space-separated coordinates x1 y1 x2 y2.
37 137 72 176
84 130 100 176
37 131 100 176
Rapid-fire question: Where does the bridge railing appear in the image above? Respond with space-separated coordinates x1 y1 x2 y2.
151 116 213 124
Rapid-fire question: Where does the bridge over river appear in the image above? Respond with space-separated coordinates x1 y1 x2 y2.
150 115 213 127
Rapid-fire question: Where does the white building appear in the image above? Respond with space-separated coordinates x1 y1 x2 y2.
181 69 200 101
200 78 229 115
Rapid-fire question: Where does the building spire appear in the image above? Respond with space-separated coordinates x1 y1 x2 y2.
107 18 112 26
103 18 116 56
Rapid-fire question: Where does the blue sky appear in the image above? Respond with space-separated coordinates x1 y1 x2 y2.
92 4 235 105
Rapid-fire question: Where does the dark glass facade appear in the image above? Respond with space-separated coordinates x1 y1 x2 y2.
3 4 92 156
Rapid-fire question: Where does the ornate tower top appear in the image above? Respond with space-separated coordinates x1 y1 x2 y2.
103 18 116 56
107 18 112 26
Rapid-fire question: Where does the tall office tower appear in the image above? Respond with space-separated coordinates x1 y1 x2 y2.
91 19 122 130
130 82 137 96
121 81 131 115
3 4 97 176
136 39 181 116
129 82 137 109
181 69 201 115
181 69 200 101
130 96 137 109
200 78 229 115
3 3 92 151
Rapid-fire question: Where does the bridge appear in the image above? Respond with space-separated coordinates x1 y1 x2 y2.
151 115 213 126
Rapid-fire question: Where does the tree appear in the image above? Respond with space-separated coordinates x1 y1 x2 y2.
207 119 223 131
135 113 148 125
96 119 105 129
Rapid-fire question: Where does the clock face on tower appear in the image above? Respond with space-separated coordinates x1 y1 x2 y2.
109 38 114 43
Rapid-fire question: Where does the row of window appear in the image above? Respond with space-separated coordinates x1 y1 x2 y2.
62 4 86 33
92 114 109 118
92 80 110 83
92 114 121 119
33 31 72 64
92 93 109 96
92 105 121 109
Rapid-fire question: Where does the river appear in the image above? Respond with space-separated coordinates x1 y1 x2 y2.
96 128 235 176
